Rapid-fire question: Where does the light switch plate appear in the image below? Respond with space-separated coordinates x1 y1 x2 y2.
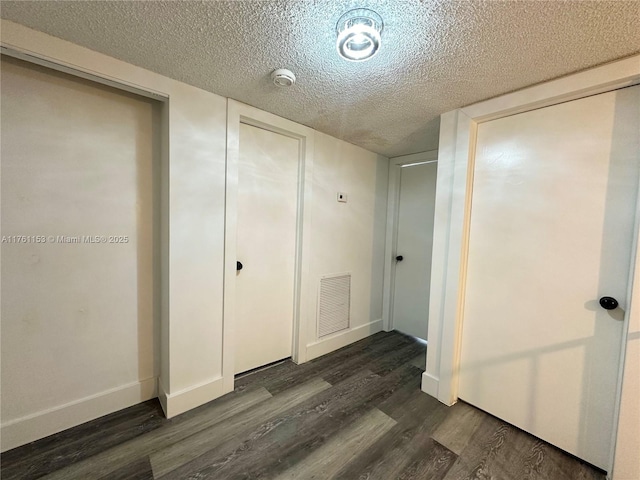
337 192 347 203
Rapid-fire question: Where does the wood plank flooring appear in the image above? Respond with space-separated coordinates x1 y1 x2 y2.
1 331 606 479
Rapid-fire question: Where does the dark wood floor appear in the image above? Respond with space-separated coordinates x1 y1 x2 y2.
2 331 605 480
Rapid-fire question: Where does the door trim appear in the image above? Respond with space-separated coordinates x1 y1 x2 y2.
425 54 640 476
382 151 438 333
1 45 168 101
223 100 315 393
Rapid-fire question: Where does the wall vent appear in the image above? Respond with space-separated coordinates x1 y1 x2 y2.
318 273 351 338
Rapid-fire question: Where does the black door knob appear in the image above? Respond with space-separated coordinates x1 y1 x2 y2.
396 255 403 262
237 261 243 271
599 296 618 310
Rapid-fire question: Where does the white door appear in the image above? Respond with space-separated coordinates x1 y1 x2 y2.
235 123 299 374
1 57 156 449
459 85 640 469
392 161 438 340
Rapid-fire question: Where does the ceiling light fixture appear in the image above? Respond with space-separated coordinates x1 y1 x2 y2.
336 8 383 62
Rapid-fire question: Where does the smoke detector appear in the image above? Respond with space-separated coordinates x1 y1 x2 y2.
271 69 296 87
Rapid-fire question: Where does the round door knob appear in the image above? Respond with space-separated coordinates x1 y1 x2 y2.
599 296 618 310
237 261 243 271
396 255 403 262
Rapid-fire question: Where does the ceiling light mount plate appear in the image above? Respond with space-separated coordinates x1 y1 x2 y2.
271 68 296 87
336 8 383 62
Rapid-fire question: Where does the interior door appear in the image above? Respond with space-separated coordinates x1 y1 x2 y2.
392 161 438 340
235 123 299 374
459 85 640 469
1 58 157 449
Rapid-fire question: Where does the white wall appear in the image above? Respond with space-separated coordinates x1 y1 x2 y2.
1 20 390 448
305 132 389 359
1 57 158 451
163 80 226 410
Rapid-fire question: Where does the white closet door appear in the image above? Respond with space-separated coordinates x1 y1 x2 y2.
235 123 299 374
393 161 438 340
459 85 640 469
1 57 156 450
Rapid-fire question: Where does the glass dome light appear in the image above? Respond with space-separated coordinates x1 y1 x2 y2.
336 8 383 62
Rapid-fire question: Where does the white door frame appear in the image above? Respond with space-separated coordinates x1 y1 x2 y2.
222 100 315 392
424 54 640 475
382 150 438 333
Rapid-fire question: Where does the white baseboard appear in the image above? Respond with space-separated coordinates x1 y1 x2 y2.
421 372 439 398
158 377 169 416
160 376 225 418
305 319 383 361
1 377 157 452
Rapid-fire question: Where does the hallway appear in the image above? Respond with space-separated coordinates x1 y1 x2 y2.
2 331 605 479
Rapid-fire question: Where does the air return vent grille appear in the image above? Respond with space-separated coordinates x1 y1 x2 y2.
318 273 351 338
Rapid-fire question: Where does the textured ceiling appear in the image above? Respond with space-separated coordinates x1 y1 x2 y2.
2 1 639 157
